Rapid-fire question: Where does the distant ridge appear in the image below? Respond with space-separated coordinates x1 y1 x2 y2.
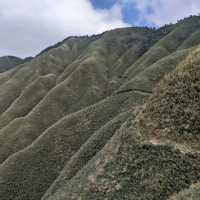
0 55 33 73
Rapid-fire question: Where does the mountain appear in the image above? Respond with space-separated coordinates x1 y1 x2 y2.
0 56 32 73
0 56 24 72
0 15 199 200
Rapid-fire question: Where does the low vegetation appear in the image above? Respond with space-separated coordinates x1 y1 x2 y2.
0 16 199 200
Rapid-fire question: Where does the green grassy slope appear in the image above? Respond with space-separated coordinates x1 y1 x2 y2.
138 48 200 151
45 46 200 200
122 18 200 91
0 28 153 165
48 120 199 200
0 92 149 200
0 16 199 200
0 74 56 129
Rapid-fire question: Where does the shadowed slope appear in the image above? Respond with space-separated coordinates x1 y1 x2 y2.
0 56 25 73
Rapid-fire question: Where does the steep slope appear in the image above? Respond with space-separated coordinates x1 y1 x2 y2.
44 45 200 200
0 27 153 165
138 48 200 151
0 15 199 200
45 120 199 200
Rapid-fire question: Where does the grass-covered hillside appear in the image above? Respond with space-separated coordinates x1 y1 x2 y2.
0 15 199 200
138 48 200 151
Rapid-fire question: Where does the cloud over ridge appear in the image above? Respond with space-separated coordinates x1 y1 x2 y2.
0 0 127 57
123 0 200 26
1 0 200 57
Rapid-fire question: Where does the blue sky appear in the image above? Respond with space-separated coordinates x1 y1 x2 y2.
0 0 200 57
90 0 158 27
91 0 142 25
91 0 118 9
90 0 200 27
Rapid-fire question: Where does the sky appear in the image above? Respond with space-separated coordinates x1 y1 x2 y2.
0 0 200 58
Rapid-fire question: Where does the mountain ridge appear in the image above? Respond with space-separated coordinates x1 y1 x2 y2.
0 15 199 200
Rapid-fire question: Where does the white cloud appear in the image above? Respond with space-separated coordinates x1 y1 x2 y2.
126 0 200 26
2 0 200 57
0 0 127 57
